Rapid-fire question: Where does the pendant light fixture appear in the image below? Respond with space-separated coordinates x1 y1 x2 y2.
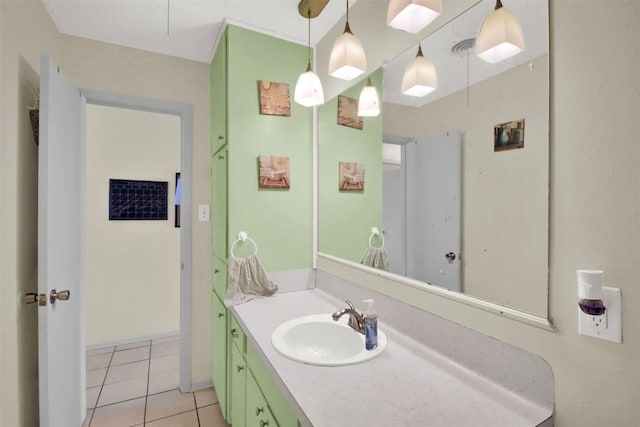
328 0 367 81
401 44 438 97
476 0 525 63
294 12 324 107
387 0 442 34
357 77 380 117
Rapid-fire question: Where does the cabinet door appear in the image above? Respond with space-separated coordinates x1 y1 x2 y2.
230 343 247 427
211 30 227 155
212 256 228 301
212 147 228 259
246 371 279 427
211 292 228 419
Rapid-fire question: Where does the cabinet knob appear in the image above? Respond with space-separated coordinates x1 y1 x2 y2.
217 312 224 318
214 269 220 274
236 365 244 372
231 328 239 338
218 154 225 160
218 135 224 140
260 420 269 427
255 407 264 416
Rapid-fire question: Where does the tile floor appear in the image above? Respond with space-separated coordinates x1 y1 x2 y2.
84 335 228 427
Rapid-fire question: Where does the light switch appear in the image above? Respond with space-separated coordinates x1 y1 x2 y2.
198 204 210 222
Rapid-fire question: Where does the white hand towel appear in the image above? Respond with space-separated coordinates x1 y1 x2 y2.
225 255 278 307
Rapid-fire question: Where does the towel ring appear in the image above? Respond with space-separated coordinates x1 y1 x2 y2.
231 231 258 259
368 227 385 249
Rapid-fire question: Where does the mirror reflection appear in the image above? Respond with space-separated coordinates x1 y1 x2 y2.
318 0 549 316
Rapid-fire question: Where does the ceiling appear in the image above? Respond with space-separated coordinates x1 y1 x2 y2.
42 0 359 63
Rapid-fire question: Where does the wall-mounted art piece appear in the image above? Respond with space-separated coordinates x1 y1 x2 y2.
258 80 291 116
337 95 363 130
339 162 365 191
494 118 525 152
258 155 291 189
109 179 168 220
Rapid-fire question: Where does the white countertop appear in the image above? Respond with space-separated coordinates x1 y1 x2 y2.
232 289 549 427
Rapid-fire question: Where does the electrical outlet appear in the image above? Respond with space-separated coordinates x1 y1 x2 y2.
578 287 622 343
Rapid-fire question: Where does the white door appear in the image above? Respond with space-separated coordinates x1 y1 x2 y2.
38 56 86 427
405 131 461 291
382 161 406 276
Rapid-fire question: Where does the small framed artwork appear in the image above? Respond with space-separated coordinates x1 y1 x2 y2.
258 155 290 189
258 80 291 116
339 162 365 191
337 95 363 130
494 118 525 152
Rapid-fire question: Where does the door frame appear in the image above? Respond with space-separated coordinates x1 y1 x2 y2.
83 89 193 392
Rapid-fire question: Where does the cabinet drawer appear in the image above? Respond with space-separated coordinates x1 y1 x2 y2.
212 256 227 300
229 314 246 355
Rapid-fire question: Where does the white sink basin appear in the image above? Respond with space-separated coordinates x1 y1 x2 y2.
271 314 387 366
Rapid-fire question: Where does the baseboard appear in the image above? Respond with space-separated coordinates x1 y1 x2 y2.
189 380 214 392
86 330 180 350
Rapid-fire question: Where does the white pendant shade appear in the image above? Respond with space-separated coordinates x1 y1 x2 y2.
476 1 525 63
294 64 325 107
357 78 380 117
401 46 438 97
387 0 442 34
329 23 367 81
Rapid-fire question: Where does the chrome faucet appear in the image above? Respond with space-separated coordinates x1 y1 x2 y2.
332 300 365 334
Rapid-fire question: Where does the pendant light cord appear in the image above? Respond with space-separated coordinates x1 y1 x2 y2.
167 0 170 36
307 12 311 68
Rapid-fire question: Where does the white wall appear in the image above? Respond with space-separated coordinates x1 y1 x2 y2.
384 55 549 315
1 1 211 424
85 105 180 346
318 1 640 425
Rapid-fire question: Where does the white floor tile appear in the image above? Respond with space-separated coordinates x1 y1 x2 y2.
151 340 180 359
86 386 100 409
87 353 112 370
145 389 196 422
148 369 179 395
115 340 150 351
111 346 150 366
145 410 199 427
86 368 107 388
198 404 229 427
97 377 147 407
195 388 219 408
90 397 145 427
104 360 149 385
150 354 179 375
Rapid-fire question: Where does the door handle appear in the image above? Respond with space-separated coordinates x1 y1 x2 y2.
24 293 49 306
445 252 456 262
50 289 71 304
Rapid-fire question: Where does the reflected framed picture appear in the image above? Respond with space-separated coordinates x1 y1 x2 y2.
258 155 290 189
494 118 525 152
339 162 365 191
337 95 363 130
258 80 291 116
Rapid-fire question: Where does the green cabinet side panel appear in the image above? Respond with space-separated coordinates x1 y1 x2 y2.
211 293 228 419
211 31 227 155
318 69 383 263
226 25 313 271
230 343 247 427
212 256 227 300
246 342 298 427
212 147 228 259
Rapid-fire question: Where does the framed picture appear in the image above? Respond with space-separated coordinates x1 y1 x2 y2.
337 95 363 130
109 179 168 220
258 80 291 116
339 162 365 191
494 118 525 152
258 155 290 189
174 172 181 228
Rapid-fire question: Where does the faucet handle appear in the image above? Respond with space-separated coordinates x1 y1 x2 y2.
344 300 356 310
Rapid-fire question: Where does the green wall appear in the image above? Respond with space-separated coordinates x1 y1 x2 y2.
226 25 313 271
318 69 383 263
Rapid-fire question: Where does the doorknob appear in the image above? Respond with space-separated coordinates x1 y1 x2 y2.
445 252 456 262
50 289 71 304
24 293 49 306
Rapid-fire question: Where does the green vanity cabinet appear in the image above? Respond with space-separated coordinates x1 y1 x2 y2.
230 342 247 426
246 371 279 427
211 147 228 261
212 256 228 300
211 292 228 419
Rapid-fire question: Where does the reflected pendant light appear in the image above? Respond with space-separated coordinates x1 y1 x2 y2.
387 0 442 34
294 13 324 107
476 0 525 63
357 77 380 117
328 0 367 81
401 44 438 97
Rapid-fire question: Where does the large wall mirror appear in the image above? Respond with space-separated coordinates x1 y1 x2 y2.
318 0 549 316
